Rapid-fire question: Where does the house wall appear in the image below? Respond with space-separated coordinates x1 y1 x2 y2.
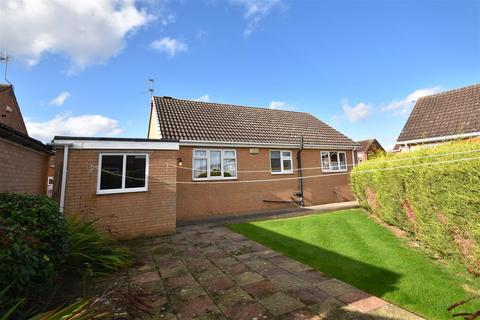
54 148 177 239
0 137 50 194
0 86 28 135
176 146 356 221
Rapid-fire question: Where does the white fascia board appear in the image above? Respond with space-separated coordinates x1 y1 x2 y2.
397 131 480 145
179 140 358 150
52 139 179 150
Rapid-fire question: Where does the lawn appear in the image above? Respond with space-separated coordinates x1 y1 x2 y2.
228 209 480 320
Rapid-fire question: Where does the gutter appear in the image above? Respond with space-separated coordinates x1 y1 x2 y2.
179 139 360 150
397 131 480 145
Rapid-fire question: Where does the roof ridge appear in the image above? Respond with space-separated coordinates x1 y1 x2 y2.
153 96 311 115
417 83 480 101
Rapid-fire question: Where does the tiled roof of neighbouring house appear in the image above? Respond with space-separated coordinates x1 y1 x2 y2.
397 84 480 143
153 96 359 147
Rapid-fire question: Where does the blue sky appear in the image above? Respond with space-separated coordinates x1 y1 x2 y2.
1 0 479 149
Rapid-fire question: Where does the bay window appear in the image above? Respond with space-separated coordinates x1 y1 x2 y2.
321 151 347 172
193 149 237 180
98 154 148 194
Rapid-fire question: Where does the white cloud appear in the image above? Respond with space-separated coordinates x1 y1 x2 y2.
268 100 294 110
195 94 211 102
228 0 284 38
48 91 70 106
25 113 123 142
342 99 373 123
150 37 188 56
382 86 442 115
0 0 152 71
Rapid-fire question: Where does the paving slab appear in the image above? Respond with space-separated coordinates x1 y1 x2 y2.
104 224 423 319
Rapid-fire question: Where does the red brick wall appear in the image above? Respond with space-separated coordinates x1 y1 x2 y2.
0 86 28 135
176 146 356 221
0 138 49 194
54 148 177 239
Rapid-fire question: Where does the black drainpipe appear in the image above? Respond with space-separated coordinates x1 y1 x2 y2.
296 136 305 207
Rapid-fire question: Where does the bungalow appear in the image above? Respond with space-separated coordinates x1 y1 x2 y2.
53 97 360 239
148 97 360 221
396 83 480 152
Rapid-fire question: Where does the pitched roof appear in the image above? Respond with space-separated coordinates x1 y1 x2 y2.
0 122 53 154
397 84 480 143
357 139 375 152
152 96 359 148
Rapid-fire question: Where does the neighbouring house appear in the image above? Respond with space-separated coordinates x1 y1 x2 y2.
396 83 480 152
357 139 385 162
53 97 360 238
0 84 53 194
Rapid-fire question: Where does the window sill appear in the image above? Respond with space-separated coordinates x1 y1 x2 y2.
192 177 238 182
322 169 348 173
271 171 294 175
96 188 148 195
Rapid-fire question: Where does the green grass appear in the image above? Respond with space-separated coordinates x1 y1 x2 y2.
228 209 480 320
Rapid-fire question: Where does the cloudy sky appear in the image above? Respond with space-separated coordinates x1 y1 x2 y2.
1 0 479 149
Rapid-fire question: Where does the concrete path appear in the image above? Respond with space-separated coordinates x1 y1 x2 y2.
178 201 360 227
104 224 424 320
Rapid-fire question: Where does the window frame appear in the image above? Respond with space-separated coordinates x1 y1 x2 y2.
97 153 149 195
320 151 348 173
269 150 294 174
192 148 237 181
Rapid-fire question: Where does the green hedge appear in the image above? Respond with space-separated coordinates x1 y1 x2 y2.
0 194 69 309
351 141 480 272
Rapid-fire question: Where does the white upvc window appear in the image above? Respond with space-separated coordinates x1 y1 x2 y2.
97 153 149 194
270 150 293 174
192 149 237 180
321 151 348 172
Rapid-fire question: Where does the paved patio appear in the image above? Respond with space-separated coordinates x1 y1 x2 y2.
100 225 424 320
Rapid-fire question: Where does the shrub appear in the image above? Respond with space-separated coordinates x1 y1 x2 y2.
0 193 69 304
351 141 480 272
64 216 130 277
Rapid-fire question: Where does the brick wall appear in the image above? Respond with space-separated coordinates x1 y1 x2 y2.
176 146 356 221
0 138 50 194
54 148 177 239
0 86 28 134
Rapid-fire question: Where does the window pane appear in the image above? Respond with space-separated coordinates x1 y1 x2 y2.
223 159 236 177
224 150 235 158
321 152 330 170
283 159 292 171
194 159 207 178
125 155 146 188
100 155 123 190
339 153 347 170
282 151 291 158
210 150 222 177
194 150 207 157
329 152 339 170
270 151 281 172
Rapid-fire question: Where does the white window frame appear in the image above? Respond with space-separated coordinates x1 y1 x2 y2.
97 153 149 195
192 149 237 181
270 150 294 174
321 151 348 173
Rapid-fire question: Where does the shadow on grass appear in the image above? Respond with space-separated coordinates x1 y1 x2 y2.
228 223 402 298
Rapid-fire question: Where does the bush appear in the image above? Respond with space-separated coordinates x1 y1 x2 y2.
351 141 480 272
64 216 130 277
0 193 69 303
